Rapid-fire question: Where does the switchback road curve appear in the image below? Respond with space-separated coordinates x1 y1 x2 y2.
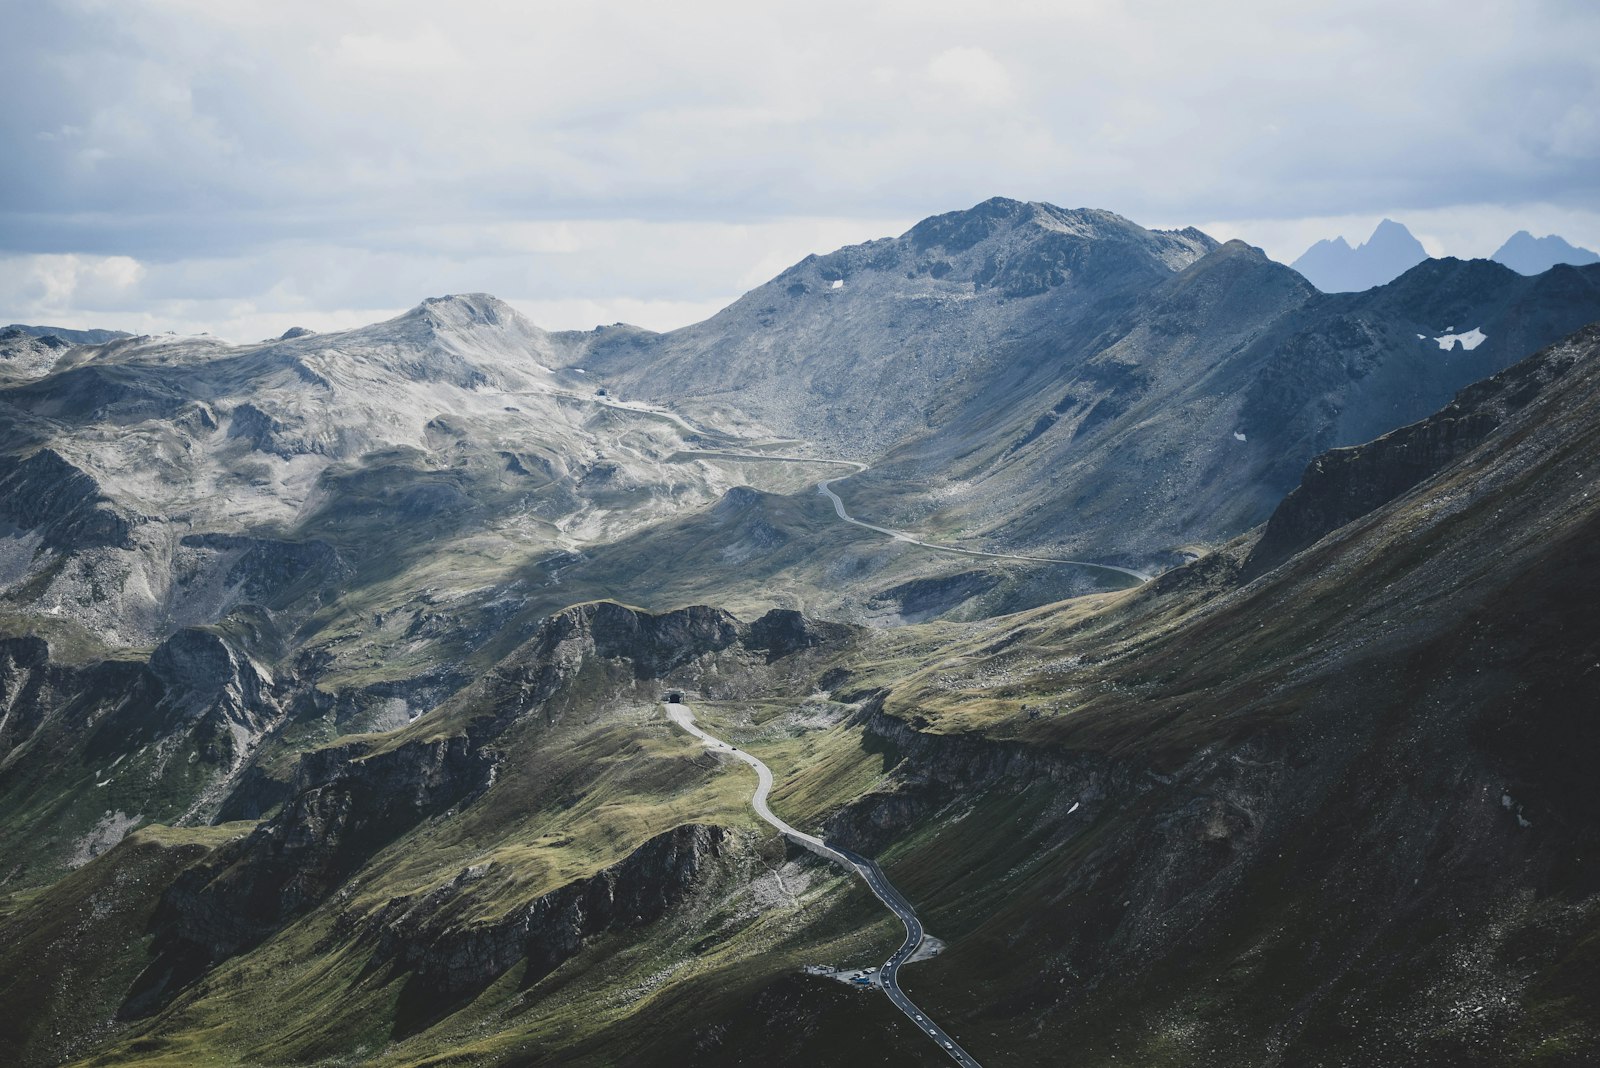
672 450 1149 584
664 699 982 1067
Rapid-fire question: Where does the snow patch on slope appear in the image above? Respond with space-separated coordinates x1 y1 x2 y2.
1434 327 1487 352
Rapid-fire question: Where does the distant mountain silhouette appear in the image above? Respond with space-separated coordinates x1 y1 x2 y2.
1492 230 1600 275
1290 219 1430 292
2 323 132 345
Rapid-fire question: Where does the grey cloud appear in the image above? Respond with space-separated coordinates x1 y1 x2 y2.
2 1 1596 333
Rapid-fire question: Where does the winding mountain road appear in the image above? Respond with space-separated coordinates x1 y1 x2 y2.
665 699 982 1066
674 450 1149 584
543 382 1147 582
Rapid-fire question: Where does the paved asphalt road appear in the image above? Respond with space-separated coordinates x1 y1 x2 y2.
666 700 983 1066
668 448 1148 583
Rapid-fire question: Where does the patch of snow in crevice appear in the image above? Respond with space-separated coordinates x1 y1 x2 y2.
1500 792 1533 828
1434 327 1487 352
830 279 844 290
1233 431 1247 442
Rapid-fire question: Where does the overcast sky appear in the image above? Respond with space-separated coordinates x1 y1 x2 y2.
3 0 1597 339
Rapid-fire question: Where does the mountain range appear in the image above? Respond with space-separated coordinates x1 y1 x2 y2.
1290 219 1600 292
570 200 1600 563
2 197 1599 1067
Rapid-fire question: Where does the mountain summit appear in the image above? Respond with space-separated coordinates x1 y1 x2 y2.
566 197 1217 455
1290 218 1430 292
1492 230 1600 275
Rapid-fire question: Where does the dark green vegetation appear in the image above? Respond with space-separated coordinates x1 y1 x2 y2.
824 325 1600 1066
2 202 1599 1066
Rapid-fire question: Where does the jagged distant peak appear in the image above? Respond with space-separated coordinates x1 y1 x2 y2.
3 323 133 345
1368 217 1418 241
1333 218 1428 256
1291 218 1429 293
1305 235 1354 252
1492 230 1600 275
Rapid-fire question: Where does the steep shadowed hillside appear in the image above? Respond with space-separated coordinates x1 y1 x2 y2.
814 245 1600 565
809 322 1600 1067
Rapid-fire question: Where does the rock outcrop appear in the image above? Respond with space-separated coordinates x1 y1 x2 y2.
0 449 133 551
122 728 497 1018
363 823 725 1022
123 601 855 1016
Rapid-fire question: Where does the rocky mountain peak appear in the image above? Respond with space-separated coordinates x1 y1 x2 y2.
1368 217 1416 243
407 292 525 331
1492 230 1600 275
1373 255 1521 309
1163 237 1314 302
1291 219 1430 292
313 292 558 387
388 293 550 352
904 195 1044 253
1200 238 1274 265
902 197 1215 272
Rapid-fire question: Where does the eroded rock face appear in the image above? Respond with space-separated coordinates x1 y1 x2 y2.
824 695 1123 856
0 629 286 884
0 636 56 759
134 629 287 788
124 728 495 1017
0 329 71 381
745 608 853 662
1244 410 1501 578
0 449 133 552
176 532 348 609
361 823 726 1017
124 601 855 1017
0 635 159 773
